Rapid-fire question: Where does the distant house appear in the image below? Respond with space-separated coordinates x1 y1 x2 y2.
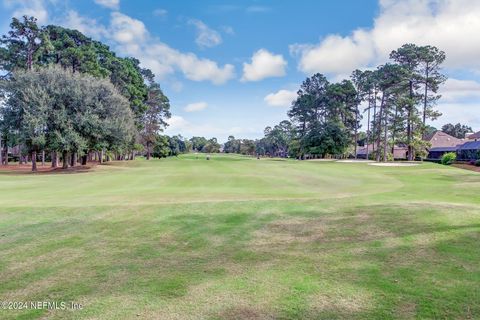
457 141 480 161
427 146 458 160
466 131 480 141
356 144 374 159
356 144 408 160
425 131 463 148
425 131 464 160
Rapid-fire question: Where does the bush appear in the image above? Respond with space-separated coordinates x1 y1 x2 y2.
441 152 456 165
475 159 480 167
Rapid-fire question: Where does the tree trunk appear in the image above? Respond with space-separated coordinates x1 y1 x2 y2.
366 92 371 160
407 105 412 161
70 152 76 167
383 111 388 162
354 106 358 159
51 151 58 168
407 80 414 161
392 105 398 156
62 151 69 169
4 144 8 166
376 93 385 162
81 155 87 165
146 142 151 160
0 139 3 165
100 149 104 163
372 89 377 156
31 151 37 172
41 150 45 166
422 66 429 139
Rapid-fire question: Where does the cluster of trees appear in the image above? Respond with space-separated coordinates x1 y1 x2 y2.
441 123 473 139
223 136 256 155
189 136 221 153
0 16 171 171
150 135 221 158
256 43 447 161
256 121 293 157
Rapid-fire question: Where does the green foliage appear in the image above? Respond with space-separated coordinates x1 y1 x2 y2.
441 152 456 165
1 66 134 162
284 73 360 158
202 138 221 153
412 135 430 159
0 16 171 167
441 123 473 139
223 135 240 154
305 121 350 157
190 136 208 152
152 135 170 158
141 83 171 155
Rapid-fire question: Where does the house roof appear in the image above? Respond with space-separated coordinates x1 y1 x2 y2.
356 144 407 155
429 146 458 152
467 131 480 139
458 141 480 150
425 131 463 148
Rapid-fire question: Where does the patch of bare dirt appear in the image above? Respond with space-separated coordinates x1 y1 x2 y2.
453 163 480 173
216 306 275 320
252 213 397 252
253 218 327 247
395 301 417 319
0 162 98 174
309 293 372 316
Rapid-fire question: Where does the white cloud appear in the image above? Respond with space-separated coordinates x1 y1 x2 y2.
221 26 234 35
433 103 480 130
94 0 119 10
110 12 147 44
264 89 297 107
290 30 374 75
184 102 208 112
166 115 189 131
241 49 287 82
292 0 480 75
3 0 49 24
440 78 480 102
61 10 107 39
188 19 222 48
153 9 167 18
107 13 235 84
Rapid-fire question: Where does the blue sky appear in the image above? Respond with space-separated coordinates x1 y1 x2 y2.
1 0 480 142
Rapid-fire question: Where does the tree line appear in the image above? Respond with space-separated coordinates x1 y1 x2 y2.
0 16 171 171
256 43 447 161
151 135 221 158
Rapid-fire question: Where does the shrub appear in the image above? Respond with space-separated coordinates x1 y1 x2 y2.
441 152 456 165
475 159 480 167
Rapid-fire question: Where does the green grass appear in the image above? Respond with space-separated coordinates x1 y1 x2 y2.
0 154 479 319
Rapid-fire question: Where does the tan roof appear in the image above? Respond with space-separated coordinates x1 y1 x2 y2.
425 131 463 148
467 131 480 140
